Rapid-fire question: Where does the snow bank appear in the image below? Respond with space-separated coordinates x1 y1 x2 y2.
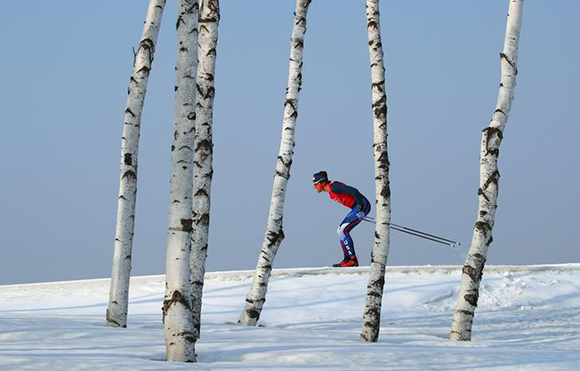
1 264 579 370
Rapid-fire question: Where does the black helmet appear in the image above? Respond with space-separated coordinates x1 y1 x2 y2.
312 171 329 184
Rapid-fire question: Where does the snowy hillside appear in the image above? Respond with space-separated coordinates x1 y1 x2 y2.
1 265 580 370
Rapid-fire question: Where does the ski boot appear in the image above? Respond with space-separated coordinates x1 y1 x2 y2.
332 255 359 267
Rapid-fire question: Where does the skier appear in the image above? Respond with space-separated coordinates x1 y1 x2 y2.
313 171 371 267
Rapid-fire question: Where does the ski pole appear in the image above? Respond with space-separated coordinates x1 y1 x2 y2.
362 219 456 247
373 217 461 247
385 219 459 245
362 217 460 247
386 219 461 246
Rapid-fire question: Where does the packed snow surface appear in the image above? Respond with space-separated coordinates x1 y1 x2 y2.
1 264 580 370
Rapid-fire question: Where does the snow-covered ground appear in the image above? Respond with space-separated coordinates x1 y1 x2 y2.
1 264 580 370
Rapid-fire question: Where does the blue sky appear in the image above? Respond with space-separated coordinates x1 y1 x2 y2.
1 0 578 284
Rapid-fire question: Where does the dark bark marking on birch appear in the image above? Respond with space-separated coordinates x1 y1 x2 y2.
464 293 479 307
195 213 210 226
200 86 215 100
362 307 381 340
162 290 191 322
194 189 209 198
462 253 487 286
374 41 383 50
372 80 385 92
196 139 213 154
245 309 261 320
372 95 387 119
457 309 474 316
194 321 201 338
125 108 136 117
106 311 125 328
277 155 293 168
472 253 486 279
137 65 151 75
372 276 385 288
478 188 489 202
483 127 504 155
482 170 501 192
462 265 478 283
367 291 381 298
181 219 193 232
138 38 155 59
377 151 390 169
474 221 492 237
380 184 391 199
178 145 193 153
276 156 292 179
176 330 196 344
205 48 217 58
122 170 137 180
450 330 470 340
285 99 298 119
261 264 272 272
245 297 266 305
500 52 518 75
176 17 185 30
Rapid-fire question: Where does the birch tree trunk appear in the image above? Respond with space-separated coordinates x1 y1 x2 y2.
238 0 312 326
360 0 392 343
163 0 199 363
190 0 220 340
450 0 524 342
106 0 166 329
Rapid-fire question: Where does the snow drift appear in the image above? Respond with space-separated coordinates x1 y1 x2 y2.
1 264 579 370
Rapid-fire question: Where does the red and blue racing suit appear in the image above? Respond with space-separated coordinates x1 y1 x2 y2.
328 181 371 258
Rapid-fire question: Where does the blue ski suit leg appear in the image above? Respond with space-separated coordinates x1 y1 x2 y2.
337 198 371 258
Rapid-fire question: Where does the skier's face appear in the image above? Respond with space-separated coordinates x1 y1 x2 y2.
314 182 325 193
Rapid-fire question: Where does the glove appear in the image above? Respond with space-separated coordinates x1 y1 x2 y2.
356 211 365 220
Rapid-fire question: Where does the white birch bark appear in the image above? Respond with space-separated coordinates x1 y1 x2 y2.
450 0 524 341
190 0 220 340
106 0 166 328
163 0 199 362
238 0 312 326
360 0 392 343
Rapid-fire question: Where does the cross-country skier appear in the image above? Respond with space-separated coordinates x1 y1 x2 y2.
312 171 371 267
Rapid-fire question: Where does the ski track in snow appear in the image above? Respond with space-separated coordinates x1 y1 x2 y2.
1 264 580 370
